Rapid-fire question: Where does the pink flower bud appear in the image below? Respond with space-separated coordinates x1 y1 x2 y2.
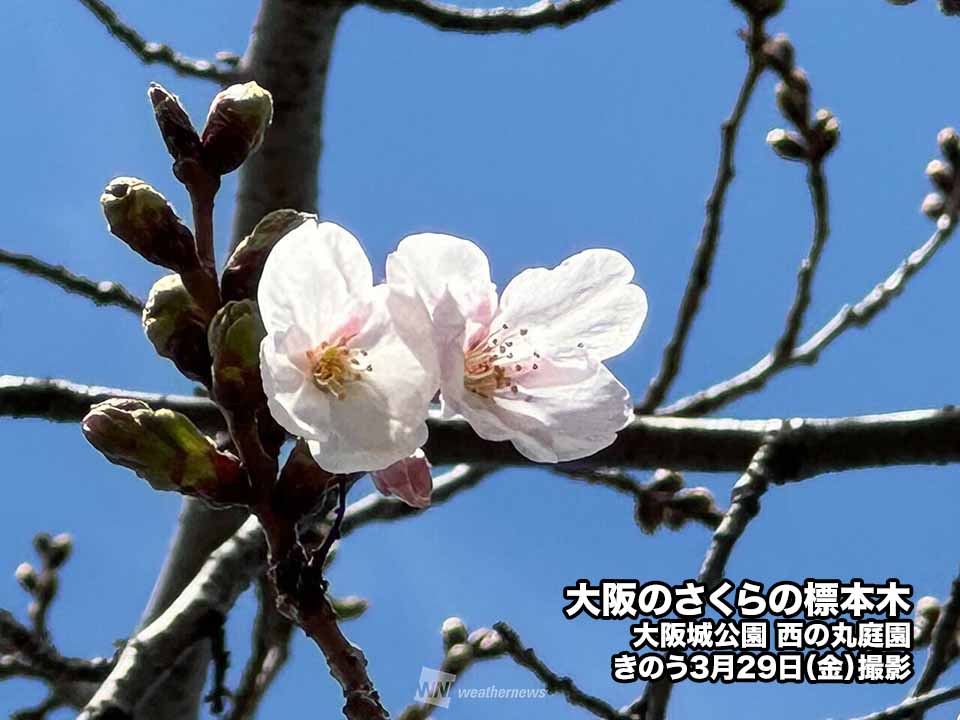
370 449 432 508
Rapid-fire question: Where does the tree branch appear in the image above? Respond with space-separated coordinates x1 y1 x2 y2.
908 566 960 718
0 248 143 314
638 18 765 413
660 217 958 416
0 611 113 685
631 436 781 720
75 0 235 81
357 0 619 33
846 684 960 720
77 466 494 718
9 374 960 479
492 621 623 719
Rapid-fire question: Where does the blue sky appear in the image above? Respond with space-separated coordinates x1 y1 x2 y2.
2 0 960 718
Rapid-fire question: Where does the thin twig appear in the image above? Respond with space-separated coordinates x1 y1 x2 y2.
492 621 623 719
846 684 960 720
660 217 958 416
0 611 113 684
639 18 765 412
358 0 619 33
773 160 830 358
908 566 960 718
75 0 235 81
630 434 782 720
225 579 293 720
0 248 143 314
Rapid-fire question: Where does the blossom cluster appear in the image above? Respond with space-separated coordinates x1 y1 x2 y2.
258 220 647 506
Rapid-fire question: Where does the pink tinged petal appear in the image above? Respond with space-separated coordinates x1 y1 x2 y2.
305 285 437 474
386 233 498 326
371 449 433 508
498 248 647 362
469 358 633 463
259 327 333 441
257 220 353 338
312 221 374 297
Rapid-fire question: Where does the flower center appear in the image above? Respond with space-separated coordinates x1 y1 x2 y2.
306 337 371 400
463 322 539 400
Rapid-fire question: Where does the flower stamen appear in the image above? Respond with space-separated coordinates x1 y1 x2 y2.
306 337 369 400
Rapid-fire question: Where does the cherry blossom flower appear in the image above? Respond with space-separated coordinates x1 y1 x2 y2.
370 449 433 508
258 219 439 474
386 233 646 463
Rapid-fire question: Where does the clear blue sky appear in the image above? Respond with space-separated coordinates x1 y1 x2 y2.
2 1 960 718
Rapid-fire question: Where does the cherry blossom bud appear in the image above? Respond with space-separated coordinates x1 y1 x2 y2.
33 532 52 557
938 127 960 165
15 563 37 593
886 0 917 4
732 0 784 17
82 398 247 504
647 469 684 494
926 159 954 194
143 274 212 384
331 595 369 621
370 449 433 508
47 534 73 569
208 300 267 410
813 109 840 154
444 643 474 674
922 192 946 220
441 617 469 651
762 34 794 72
635 495 665 535
201 81 274 175
221 209 314 302
913 595 941 645
100 178 198 272
148 83 202 167
776 80 808 129
766 129 808 161
472 629 505 657
940 0 960 15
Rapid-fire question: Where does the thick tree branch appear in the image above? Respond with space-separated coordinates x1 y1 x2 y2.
492 621 623 719
75 0 235 81
7 374 960 479
660 217 957 416
0 248 143 314
358 0 619 33
639 18 765 413
77 466 492 718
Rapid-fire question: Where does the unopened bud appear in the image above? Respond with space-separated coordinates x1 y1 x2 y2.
100 178 198 272
940 0 960 15
33 532 52 557
14 563 37 592
886 0 918 4
922 192 946 220
332 595 369 621
812 109 840 154
673 487 716 516
441 617 469 651
148 83 201 166
761 33 794 72
201 82 273 175
370 450 433 509
647 469 684 495
143 275 212 384
208 300 267 409
938 127 960 166
776 81 808 129
47 533 73 569
443 643 474 674
913 595 941 645
475 629 506 657
221 210 315 302
81 399 246 503
732 0 785 17
635 496 664 535
926 159 954 194
766 129 808 161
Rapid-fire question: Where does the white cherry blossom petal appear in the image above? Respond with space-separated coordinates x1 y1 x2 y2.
260 326 332 441
498 248 647 361
386 233 498 325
